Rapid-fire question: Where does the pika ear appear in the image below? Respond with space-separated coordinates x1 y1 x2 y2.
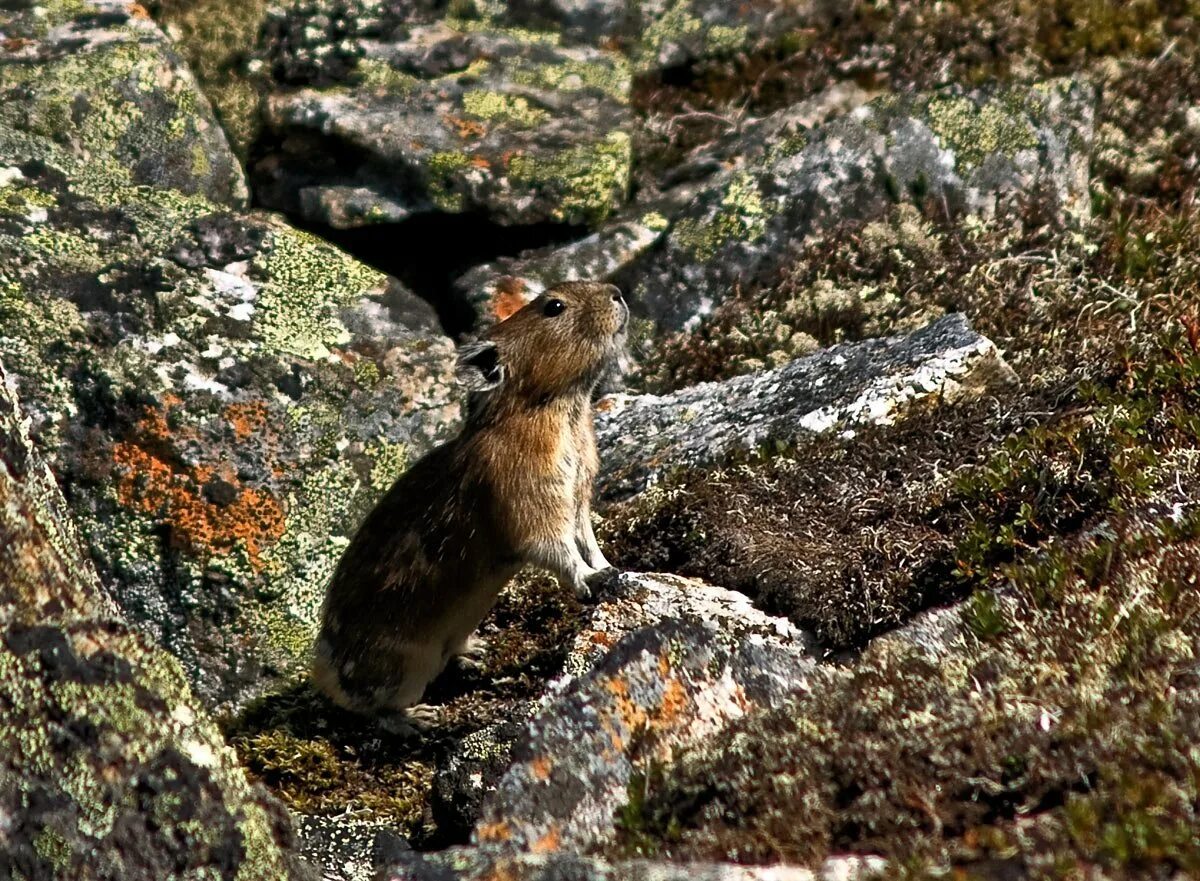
455 340 505 392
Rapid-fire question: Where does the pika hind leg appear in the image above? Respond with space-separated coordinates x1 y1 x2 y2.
378 703 442 738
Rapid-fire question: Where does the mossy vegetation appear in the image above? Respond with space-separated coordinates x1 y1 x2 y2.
602 3 1200 868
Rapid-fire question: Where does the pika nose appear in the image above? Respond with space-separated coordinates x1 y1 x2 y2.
606 284 624 304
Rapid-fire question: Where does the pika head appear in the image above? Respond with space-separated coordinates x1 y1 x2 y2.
459 281 628 402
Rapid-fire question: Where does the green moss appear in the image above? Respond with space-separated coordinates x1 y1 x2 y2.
152 0 274 158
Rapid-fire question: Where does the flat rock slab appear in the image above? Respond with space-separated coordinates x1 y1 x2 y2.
254 5 632 229
472 573 822 854
596 313 1013 501
0 5 460 709
380 849 884 881
0 0 246 207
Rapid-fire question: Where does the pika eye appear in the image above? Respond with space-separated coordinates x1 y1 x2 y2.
542 298 566 317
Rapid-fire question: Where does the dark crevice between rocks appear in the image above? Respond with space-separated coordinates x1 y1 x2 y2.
300 214 587 337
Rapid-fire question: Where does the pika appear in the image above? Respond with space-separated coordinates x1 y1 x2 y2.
312 280 628 722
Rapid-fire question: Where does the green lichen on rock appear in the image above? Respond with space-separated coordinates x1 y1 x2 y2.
0 363 309 881
0 2 246 205
462 90 550 127
672 171 768 261
509 130 631 225
926 92 1041 170
253 225 387 360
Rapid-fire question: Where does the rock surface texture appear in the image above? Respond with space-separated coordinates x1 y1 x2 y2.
252 1 633 230
0 0 459 711
597 314 1013 500
0 363 312 881
8 0 1200 879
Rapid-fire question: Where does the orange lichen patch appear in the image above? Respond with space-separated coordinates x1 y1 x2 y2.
594 395 620 413
604 675 650 741
443 114 487 139
491 276 532 322
476 819 513 843
112 404 286 568
658 676 689 726
657 651 671 678
530 827 561 855
224 401 270 440
470 156 491 170
129 2 152 18
530 755 553 781
589 630 616 647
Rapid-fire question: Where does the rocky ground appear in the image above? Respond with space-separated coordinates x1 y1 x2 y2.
3 0 1200 879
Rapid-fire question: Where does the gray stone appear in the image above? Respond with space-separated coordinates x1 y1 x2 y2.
0 361 314 881
0 0 247 207
596 314 1014 501
472 573 821 854
253 4 633 230
0 1 461 711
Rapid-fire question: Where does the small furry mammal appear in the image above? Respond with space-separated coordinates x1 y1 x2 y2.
312 280 628 722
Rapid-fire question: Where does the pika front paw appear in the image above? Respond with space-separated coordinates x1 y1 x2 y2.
580 565 620 602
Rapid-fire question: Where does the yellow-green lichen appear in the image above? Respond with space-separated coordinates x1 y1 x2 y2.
673 171 769 260
357 58 421 94
427 150 473 212
508 130 631 225
32 827 70 873
461 90 549 128
368 440 409 491
926 94 1040 170
641 211 670 232
510 56 631 102
252 227 386 360
640 3 703 63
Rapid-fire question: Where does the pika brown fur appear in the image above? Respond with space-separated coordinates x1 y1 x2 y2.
312 281 628 719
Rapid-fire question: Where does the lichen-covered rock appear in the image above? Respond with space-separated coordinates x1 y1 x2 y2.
471 572 822 854
296 814 406 881
0 111 458 710
432 571 816 840
0 0 247 207
251 1 632 230
380 847 883 881
596 314 1013 501
629 0 854 71
626 79 1093 333
0 362 313 881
